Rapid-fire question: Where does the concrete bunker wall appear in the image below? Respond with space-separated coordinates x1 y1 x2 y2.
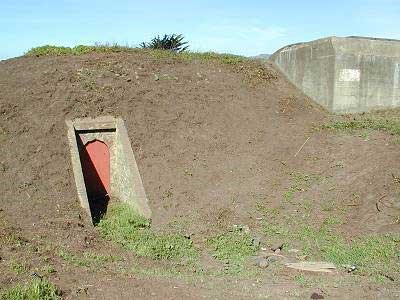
271 36 400 113
66 116 151 224
271 38 336 110
332 38 400 113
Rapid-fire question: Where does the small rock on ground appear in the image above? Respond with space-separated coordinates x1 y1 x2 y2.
310 292 324 299
251 256 269 269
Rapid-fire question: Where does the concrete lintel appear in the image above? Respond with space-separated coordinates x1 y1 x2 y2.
73 116 117 131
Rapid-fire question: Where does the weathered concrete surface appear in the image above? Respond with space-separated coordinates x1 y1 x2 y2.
271 36 400 113
113 118 151 219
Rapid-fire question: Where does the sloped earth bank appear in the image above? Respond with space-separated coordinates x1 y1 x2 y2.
0 52 399 299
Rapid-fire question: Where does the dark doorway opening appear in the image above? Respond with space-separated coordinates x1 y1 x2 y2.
77 137 110 224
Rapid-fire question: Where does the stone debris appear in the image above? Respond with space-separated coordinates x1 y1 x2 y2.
251 250 291 269
345 265 357 273
310 292 324 299
252 256 269 269
233 224 250 233
270 242 284 252
288 248 300 253
251 236 261 248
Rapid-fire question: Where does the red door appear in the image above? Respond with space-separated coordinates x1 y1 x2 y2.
81 140 110 198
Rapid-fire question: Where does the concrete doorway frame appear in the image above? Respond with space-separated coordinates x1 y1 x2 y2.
66 116 151 224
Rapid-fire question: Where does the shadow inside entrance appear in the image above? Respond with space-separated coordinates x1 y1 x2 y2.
77 135 110 224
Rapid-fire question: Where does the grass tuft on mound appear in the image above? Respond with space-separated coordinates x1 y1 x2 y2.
296 223 399 272
1 278 60 300
98 202 197 263
208 227 259 274
58 249 120 268
25 44 246 65
25 44 132 56
323 118 400 135
263 219 400 277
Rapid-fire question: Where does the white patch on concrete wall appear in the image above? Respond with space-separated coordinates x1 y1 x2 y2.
339 69 360 82
394 63 400 89
393 63 400 106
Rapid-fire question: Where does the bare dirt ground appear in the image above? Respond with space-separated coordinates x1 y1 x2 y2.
0 52 399 299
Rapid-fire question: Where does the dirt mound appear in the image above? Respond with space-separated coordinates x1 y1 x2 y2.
0 52 321 230
1 52 399 298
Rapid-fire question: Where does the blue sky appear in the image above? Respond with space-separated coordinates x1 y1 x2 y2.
1 0 399 60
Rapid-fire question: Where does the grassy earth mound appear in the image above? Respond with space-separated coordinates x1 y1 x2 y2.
0 46 399 298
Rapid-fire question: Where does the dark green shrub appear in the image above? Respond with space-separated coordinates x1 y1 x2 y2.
141 34 189 52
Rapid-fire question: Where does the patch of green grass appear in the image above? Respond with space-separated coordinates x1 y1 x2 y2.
300 199 313 214
58 250 90 267
359 131 370 141
131 262 184 279
58 249 120 267
26 44 132 56
213 264 261 277
323 119 400 136
320 235 399 276
84 252 120 263
262 217 400 277
166 216 191 235
374 274 389 284
294 273 335 288
98 203 197 263
75 68 97 90
283 172 320 204
10 261 27 275
4 235 28 248
125 231 197 262
283 189 296 203
208 227 258 273
25 44 247 66
292 172 321 189
294 274 316 287
37 264 55 276
0 278 60 300
132 48 246 65
26 45 73 56
255 202 281 219
295 221 342 258
140 50 255 72
320 198 338 212
130 262 210 285
262 221 290 249
178 51 246 64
